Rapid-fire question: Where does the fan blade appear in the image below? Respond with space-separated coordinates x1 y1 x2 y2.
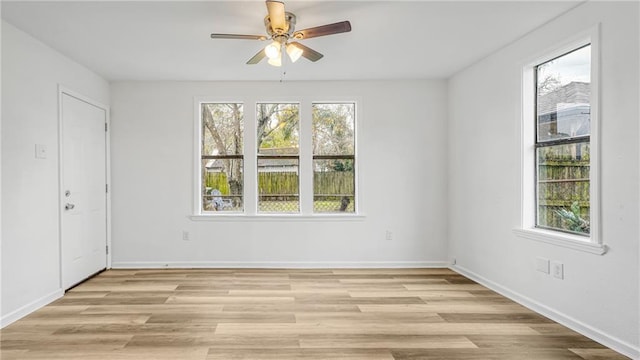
247 49 267 65
266 0 286 33
211 34 267 41
290 42 323 62
293 21 351 40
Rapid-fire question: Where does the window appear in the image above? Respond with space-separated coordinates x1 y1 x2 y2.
313 103 355 213
200 103 244 212
257 103 300 213
516 29 603 254
195 98 359 218
535 45 591 235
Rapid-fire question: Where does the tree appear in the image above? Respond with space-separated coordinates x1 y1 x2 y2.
257 103 299 151
537 73 562 96
201 103 300 209
202 103 243 208
312 103 355 171
536 61 562 96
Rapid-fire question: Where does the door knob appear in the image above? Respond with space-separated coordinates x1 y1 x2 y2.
65 203 75 210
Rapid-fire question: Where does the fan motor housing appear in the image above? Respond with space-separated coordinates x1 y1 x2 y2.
265 12 296 37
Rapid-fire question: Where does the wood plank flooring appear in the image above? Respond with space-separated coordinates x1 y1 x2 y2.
0 268 629 359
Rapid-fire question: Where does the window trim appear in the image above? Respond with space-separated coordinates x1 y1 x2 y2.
193 96 362 219
312 101 357 214
515 25 605 254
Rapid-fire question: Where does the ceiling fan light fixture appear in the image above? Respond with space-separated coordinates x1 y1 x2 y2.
268 55 282 67
210 1 352 66
265 41 281 59
286 43 303 63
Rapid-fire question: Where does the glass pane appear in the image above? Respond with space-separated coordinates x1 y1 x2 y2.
202 158 243 212
536 142 590 235
202 103 243 155
313 159 355 213
536 45 591 142
257 103 299 155
313 103 356 213
258 158 299 213
312 103 355 156
201 103 244 213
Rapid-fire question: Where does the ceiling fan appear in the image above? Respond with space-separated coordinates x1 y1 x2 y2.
210 0 352 67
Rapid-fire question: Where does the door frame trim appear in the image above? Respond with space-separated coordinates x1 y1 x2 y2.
57 85 111 289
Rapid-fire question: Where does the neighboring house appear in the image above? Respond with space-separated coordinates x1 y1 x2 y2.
204 159 225 173
205 147 299 174
537 82 590 140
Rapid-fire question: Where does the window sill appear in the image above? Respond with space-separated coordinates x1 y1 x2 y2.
513 228 606 255
189 214 367 222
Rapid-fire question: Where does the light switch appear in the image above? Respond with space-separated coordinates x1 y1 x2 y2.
35 144 47 159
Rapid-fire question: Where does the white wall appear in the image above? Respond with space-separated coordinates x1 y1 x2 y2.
1 21 110 325
448 2 639 357
4 2 637 356
109 80 448 268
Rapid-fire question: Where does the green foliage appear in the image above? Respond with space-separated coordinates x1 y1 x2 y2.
331 159 354 172
554 201 590 234
257 103 300 151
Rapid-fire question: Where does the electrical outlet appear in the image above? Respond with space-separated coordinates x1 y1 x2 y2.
536 257 550 274
385 230 393 241
182 231 190 241
551 261 564 279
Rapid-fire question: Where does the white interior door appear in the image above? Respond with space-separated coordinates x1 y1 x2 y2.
61 92 107 289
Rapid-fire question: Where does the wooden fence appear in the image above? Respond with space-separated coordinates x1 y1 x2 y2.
537 143 590 233
205 171 354 196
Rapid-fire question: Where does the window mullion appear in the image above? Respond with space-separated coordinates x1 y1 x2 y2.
299 100 313 215
244 98 258 215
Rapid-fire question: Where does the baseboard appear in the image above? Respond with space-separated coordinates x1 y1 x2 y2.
1 289 64 329
111 260 449 269
451 265 640 360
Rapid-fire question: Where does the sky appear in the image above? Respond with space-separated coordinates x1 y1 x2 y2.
538 45 591 85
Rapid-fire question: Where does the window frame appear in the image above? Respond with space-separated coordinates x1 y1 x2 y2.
534 44 591 236
311 102 357 214
192 97 363 220
514 26 605 255
256 102 301 214
197 101 245 215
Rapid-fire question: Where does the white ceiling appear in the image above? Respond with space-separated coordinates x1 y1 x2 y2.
1 1 581 82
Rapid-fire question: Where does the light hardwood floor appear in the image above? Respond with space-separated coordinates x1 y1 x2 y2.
0 268 629 359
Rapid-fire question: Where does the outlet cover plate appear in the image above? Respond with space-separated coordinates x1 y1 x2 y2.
536 257 550 274
551 261 564 279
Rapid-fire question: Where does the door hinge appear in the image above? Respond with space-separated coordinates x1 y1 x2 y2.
106 245 109 255
106 184 109 193
105 123 108 132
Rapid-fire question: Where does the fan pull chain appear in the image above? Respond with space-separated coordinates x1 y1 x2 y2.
279 54 288 82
